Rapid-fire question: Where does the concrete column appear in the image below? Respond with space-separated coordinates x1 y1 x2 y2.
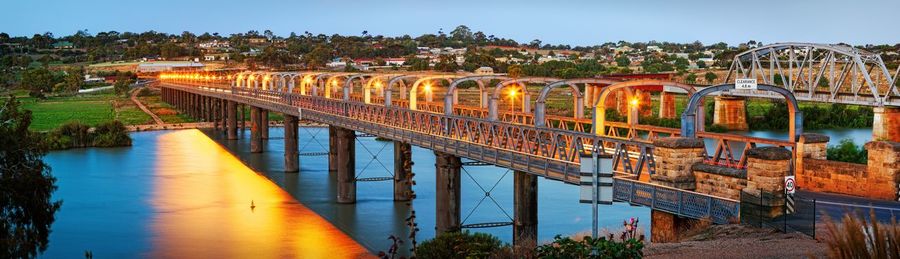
394 141 413 201
616 91 628 115
873 107 900 142
637 90 652 117
284 115 299 173
328 126 339 174
713 96 748 131
659 91 676 119
435 151 462 234
261 110 269 139
213 98 220 130
250 107 263 153
220 99 227 133
227 101 238 140
240 104 246 131
513 171 538 247
336 127 357 204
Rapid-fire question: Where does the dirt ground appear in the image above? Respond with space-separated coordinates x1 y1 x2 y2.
645 224 828 259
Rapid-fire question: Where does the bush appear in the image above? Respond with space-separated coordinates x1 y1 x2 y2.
827 138 867 164
706 124 728 133
93 120 132 147
416 231 506 259
536 218 645 258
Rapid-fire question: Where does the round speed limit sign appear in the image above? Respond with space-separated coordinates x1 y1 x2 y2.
784 176 796 194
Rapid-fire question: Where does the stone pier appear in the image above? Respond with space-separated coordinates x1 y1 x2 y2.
335 127 357 204
261 110 269 139
874 107 900 142
284 115 299 173
741 147 791 220
435 151 462 234
328 126 339 174
393 141 414 201
649 137 705 243
713 96 748 131
513 171 538 247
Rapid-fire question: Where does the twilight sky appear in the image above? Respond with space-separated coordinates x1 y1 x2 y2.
2 0 897 46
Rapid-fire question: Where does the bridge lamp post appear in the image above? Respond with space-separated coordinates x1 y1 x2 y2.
507 87 518 113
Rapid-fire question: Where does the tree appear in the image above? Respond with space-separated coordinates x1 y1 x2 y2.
449 25 473 43
62 66 84 95
20 68 55 99
685 73 697 83
704 71 718 83
0 96 62 258
302 45 333 69
615 55 630 67
507 64 522 78
113 72 132 97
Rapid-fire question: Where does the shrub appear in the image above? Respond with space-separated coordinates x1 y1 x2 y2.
827 139 867 164
536 218 645 259
823 210 900 258
416 231 506 259
49 121 91 148
706 124 728 133
93 120 132 147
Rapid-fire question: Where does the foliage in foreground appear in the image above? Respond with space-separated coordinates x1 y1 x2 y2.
827 139 868 164
409 218 645 259
43 120 132 150
0 96 61 258
823 210 900 258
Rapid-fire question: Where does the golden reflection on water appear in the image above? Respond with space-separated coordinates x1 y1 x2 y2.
150 130 371 258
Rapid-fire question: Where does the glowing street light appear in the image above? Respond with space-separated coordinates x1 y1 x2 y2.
630 97 639 107
423 82 432 93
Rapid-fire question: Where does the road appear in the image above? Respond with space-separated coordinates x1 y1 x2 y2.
799 190 900 222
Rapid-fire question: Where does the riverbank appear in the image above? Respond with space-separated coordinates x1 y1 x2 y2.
645 224 827 258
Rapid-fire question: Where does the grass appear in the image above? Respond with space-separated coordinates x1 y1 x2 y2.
823 210 900 258
3 89 156 131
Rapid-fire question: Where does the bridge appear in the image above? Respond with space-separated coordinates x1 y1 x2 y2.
155 42 900 245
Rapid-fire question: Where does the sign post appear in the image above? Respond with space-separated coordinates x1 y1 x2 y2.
785 175 796 214
580 151 614 239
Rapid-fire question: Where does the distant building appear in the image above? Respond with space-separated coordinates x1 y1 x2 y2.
52 41 74 49
204 53 231 61
647 46 663 52
475 67 494 74
247 37 268 44
137 61 205 73
199 40 230 49
384 58 406 66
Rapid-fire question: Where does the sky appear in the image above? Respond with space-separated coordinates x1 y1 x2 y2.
2 0 898 46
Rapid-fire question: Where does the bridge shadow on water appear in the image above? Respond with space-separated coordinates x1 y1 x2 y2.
201 126 651 254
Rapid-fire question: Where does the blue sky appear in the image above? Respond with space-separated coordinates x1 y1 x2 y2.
2 0 898 46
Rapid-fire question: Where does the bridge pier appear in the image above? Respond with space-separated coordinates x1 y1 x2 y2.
226 101 238 140
335 127 357 204
650 137 705 243
713 96 748 131
250 107 264 153
637 90 652 116
513 171 538 247
240 104 246 132
873 107 900 142
393 141 413 201
659 91 676 119
261 110 269 139
220 99 227 133
741 147 791 222
435 151 461 234
284 114 299 173
328 126 338 174
213 98 220 130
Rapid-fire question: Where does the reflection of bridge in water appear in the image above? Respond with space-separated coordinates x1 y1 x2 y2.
156 42 900 244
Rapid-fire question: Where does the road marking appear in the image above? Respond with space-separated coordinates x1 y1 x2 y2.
816 200 900 212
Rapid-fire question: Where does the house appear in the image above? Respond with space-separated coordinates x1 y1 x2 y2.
83 75 105 83
647 46 663 52
204 53 230 61
384 58 406 66
199 40 230 49
475 67 494 74
52 41 74 49
247 37 268 44
326 58 348 68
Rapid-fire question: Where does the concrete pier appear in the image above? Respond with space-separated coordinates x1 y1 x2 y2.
513 171 538 247
336 127 357 204
393 141 413 201
261 110 270 139
226 101 238 140
713 96 748 131
284 115 299 173
873 107 900 142
250 107 263 153
659 91 676 119
435 151 462 234
329 126 338 174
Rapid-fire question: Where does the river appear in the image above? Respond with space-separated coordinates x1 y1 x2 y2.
40 126 873 257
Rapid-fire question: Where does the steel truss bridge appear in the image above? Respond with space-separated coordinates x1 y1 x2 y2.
157 43 897 224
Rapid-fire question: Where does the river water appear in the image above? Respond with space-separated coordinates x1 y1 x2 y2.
41 128 650 258
39 126 873 257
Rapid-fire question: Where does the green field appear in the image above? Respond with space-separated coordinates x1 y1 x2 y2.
4 90 153 131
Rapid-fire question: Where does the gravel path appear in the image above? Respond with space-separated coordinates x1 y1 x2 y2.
645 225 828 259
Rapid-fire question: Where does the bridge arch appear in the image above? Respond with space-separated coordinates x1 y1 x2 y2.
409 75 461 110
384 74 425 107
443 75 510 115
534 78 619 127
342 74 371 101
682 84 803 141
592 80 696 136
489 77 558 121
